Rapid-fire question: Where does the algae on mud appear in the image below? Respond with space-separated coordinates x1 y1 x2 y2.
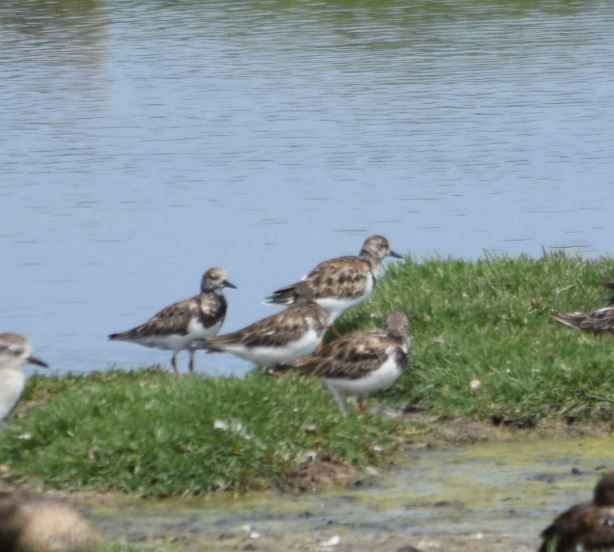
1 254 613 500
67 435 614 552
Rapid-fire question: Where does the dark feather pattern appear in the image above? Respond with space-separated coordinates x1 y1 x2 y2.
551 306 614 334
109 267 236 377
109 267 234 341
267 257 375 305
198 302 328 351
110 294 227 340
539 472 614 552
266 235 399 306
288 310 411 380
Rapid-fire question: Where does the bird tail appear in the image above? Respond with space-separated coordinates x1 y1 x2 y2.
265 286 297 306
550 310 586 330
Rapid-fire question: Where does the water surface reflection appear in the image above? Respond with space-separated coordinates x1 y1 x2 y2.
0 0 612 373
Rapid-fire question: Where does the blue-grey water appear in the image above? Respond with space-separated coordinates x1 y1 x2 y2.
1 0 613 375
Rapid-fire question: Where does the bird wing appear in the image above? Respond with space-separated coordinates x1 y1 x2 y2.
267 256 373 304
111 297 197 339
580 306 614 333
204 304 326 351
291 331 393 380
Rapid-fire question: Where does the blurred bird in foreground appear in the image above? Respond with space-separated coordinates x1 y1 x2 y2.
0 333 48 425
539 471 614 552
0 490 101 552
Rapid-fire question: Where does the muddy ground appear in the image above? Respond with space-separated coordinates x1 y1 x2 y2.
66 414 613 551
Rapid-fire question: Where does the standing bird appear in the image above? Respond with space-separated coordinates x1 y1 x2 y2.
266 235 402 336
191 282 328 368
0 491 101 552
284 310 411 417
538 471 614 552
109 267 236 377
0 333 48 425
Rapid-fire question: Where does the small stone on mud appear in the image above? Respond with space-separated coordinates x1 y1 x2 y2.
319 534 340 547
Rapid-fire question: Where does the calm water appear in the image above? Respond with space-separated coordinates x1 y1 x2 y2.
1 0 613 374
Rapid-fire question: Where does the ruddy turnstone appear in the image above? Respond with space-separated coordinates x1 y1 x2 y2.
109 267 236 377
285 310 411 417
0 490 101 552
539 471 614 552
550 302 614 334
191 282 328 367
0 333 48 425
266 235 402 332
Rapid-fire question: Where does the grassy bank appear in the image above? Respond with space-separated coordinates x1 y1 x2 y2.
343 252 614 422
0 253 613 498
0 370 395 497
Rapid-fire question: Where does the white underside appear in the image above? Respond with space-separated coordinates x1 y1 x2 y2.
219 328 320 366
132 319 223 354
326 355 401 397
317 276 374 324
0 369 26 422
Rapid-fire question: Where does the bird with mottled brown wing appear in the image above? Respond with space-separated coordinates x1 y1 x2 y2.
284 311 411 416
292 331 393 380
266 235 402 331
109 267 236 377
192 282 329 368
551 305 614 334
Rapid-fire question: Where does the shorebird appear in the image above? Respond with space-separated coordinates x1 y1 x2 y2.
191 282 328 368
284 310 411 417
265 235 402 336
0 333 48 425
539 471 614 552
109 267 236 377
550 303 614 334
0 491 100 552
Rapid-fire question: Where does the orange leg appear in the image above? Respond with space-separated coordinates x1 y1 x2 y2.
328 324 343 340
356 397 366 414
171 355 181 379
315 325 343 354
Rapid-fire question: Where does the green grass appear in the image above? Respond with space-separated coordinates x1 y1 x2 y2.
1 253 613 498
0 369 395 497
341 252 614 421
